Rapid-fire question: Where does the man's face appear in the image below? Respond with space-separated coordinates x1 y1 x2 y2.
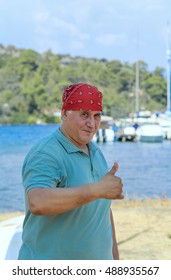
61 110 102 147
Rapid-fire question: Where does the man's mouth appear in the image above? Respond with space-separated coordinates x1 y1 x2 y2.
83 129 95 134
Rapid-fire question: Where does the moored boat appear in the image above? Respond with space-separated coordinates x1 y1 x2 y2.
93 115 115 143
137 123 164 143
116 125 137 142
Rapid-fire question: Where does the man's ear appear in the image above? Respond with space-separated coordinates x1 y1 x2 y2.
61 109 67 120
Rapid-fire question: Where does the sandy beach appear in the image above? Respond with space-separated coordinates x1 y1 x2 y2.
0 197 171 260
111 197 171 260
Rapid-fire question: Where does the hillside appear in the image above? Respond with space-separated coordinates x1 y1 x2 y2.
0 44 167 124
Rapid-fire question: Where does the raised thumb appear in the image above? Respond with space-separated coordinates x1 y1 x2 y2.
109 162 118 175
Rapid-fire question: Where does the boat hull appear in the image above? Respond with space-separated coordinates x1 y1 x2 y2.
140 135 163 143
137 124 164 143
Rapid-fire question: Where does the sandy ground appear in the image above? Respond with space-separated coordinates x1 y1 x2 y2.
111 197 171 260
0 198 171 260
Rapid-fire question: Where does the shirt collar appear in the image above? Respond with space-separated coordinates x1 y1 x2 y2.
54 127 98 155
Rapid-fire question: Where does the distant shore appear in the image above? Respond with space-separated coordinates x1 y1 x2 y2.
1 197 171 260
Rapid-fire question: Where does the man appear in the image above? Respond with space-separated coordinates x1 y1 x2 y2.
18 83 123 260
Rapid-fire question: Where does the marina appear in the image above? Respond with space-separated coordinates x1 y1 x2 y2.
92 110 171 143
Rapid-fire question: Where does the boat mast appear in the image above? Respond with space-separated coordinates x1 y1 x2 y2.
135 30 139 115
166 21 171 112
135 59 139 114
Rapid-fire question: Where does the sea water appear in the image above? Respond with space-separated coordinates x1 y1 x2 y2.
0 124 171 212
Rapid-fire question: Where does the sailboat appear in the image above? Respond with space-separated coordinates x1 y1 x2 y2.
133 32 166 143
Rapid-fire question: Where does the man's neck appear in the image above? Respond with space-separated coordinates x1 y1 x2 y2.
60 126 89 153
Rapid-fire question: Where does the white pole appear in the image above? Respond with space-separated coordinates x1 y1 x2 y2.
135 29 139 114
167 52 171 110
166 22 171 111
135 59 139 113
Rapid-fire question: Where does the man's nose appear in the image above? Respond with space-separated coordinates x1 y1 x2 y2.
87 116 95 127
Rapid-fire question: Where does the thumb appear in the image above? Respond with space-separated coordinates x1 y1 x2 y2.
109 162 119 175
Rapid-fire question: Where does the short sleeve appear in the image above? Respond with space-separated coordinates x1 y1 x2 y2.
22 151 64 193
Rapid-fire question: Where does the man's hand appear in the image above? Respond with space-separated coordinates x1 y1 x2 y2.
98 162 124 200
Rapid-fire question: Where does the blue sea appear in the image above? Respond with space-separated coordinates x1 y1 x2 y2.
0 124 171 213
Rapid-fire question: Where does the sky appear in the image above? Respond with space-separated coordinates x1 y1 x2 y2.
0 0 171 71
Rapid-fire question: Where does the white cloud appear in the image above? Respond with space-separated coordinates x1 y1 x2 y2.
34 12 49 22
70 41 85 51
96 33 127 47
33 11 90 53
52 16 90 42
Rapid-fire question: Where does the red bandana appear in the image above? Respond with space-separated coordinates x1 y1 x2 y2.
62 83 103 111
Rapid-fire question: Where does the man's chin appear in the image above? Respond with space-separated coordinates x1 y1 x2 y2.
81 134 94 143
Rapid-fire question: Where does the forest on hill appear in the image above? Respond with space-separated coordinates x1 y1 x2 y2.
0 44 167 124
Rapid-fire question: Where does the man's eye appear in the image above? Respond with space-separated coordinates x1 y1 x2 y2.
95 114 101 120
82 113 88 118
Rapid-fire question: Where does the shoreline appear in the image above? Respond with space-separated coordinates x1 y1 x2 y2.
1 197 171 260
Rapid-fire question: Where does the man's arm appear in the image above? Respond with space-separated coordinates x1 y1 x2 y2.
110 209 119 260
27 162 123 216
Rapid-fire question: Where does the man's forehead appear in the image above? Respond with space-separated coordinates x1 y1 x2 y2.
78 110 102 114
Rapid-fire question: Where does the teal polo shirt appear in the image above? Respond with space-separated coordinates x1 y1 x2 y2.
18 128 113 260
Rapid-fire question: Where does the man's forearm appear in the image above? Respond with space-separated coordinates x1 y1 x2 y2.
27 183 101 215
